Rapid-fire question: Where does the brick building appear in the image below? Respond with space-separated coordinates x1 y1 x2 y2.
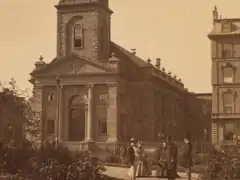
209 6 240 144
29 0 211 150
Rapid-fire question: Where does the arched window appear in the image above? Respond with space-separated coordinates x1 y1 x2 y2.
223 93 234 114
223 66 234 83
73 24 84 48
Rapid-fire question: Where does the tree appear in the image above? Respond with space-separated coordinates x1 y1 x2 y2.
0 77 42 148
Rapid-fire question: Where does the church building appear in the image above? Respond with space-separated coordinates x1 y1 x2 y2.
30 0 211 150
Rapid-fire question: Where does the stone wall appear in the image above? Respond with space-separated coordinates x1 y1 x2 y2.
185 93 212 141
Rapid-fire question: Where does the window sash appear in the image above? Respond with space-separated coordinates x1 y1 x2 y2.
74 25 83 38
74 24 84 48
223 105 233 114
74 39 83 48
47 94 55 101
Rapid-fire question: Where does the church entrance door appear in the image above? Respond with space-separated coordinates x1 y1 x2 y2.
69 96 86 141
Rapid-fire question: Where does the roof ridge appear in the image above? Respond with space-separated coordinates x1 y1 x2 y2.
110 41 151 67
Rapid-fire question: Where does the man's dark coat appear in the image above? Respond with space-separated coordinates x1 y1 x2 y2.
127 145 135 165
166 142 178 170
181 141 193 168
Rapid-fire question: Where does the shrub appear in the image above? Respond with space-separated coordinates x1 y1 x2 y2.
200 143 240 180
7 141 108 180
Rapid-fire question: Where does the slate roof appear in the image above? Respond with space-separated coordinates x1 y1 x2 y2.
30 42 184 91
110 42 152 68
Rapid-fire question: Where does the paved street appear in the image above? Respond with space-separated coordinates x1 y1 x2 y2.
103 166 200 180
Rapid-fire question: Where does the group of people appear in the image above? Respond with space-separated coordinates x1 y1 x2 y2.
126 139 152 179
125 135 193 180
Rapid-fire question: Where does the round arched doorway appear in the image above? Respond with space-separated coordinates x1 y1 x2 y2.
68 95 86 141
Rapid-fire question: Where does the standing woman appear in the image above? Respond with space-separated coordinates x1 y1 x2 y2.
135 141 151 177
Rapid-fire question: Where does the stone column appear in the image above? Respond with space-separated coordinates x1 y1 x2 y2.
55 78 61 145
85 84 94 141
58 85 63 140
106 83 118 142
33 86 44 145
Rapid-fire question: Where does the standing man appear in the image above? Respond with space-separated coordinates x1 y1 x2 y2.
156 140 168 178
181 136 193 180
166 136 178 180
127 138 136 180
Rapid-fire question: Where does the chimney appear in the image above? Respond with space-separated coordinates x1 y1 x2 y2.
155 58 161 69
130 49 136 55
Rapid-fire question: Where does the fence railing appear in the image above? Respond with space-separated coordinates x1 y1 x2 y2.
104 140 213 165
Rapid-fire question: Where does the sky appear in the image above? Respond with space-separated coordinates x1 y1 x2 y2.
0 0 240 93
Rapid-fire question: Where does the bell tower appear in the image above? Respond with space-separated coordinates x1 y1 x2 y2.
55 0 113 62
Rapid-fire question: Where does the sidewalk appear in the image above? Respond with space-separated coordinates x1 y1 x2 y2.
103 166 200 180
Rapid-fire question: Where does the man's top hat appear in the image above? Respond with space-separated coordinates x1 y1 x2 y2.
166 136 173 141
130 138 135 142
184 134 190 140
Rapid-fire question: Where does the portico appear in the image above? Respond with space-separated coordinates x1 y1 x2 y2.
30 54 119 150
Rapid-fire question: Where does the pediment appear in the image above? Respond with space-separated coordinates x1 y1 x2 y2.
34 57 108 76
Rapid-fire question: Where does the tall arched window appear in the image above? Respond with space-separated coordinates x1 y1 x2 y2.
73 24 84 48
222 66 234 83
223 92 234 114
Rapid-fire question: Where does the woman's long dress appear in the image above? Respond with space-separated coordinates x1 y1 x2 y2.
135 147 151 177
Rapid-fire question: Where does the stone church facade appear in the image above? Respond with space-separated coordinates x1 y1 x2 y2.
209 7 240 144
30 0 212 150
